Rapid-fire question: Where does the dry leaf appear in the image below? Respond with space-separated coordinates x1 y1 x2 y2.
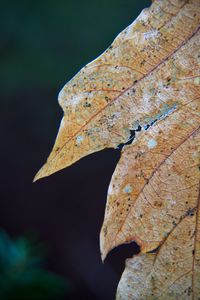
34 0 200 181
100 104 200 258
116 188 200 299
112 128 200 299
34 0 200 298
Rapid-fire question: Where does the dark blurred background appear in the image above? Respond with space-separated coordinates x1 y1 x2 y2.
1 1 150 299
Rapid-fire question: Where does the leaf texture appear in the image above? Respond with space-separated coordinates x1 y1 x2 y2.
34 0 200 298
100 102 200 259
34 0 200 181
116 180 200 299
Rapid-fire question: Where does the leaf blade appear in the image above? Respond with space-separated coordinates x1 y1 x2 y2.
34 0 200 181
116 186 200 299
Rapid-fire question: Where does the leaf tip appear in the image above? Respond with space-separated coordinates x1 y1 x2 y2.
33 164 48 183
100 251 107 263
32 171 42 183
100 229 111 262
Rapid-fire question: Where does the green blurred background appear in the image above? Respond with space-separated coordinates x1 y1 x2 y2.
1 1 150 299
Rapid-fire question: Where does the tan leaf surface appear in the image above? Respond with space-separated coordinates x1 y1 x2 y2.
100 104 200 259
34 0 200 298
116 186 200 299
34 0 200 181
